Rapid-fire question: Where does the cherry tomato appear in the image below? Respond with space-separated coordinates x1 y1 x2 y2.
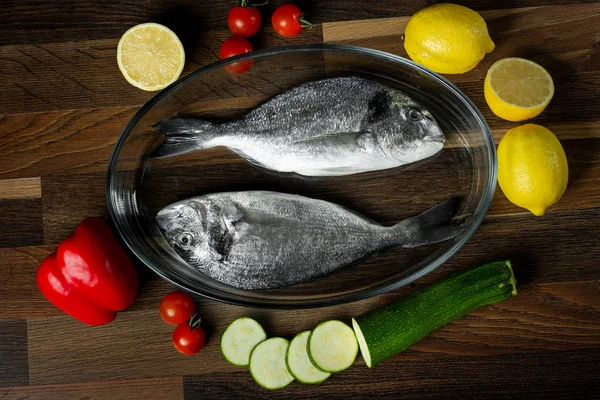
228 5 262 37
159 291 195 325
220 35 254 74
271 4 312 38
172 314 206 355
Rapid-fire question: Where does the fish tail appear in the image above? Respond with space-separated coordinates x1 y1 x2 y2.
392 198 461 247
152 118 219 158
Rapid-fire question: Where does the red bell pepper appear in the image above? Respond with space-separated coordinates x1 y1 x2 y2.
37 217 139 326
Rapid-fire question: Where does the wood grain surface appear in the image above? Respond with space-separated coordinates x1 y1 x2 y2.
1 1 599 399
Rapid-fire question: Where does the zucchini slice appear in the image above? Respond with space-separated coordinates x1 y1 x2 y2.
221 317 267 366
286 331 331 384
353 260 518 367
249 337 295 390
308 320 358 373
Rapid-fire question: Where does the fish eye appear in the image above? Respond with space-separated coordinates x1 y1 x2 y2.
408 108 422 122
177 233 194 248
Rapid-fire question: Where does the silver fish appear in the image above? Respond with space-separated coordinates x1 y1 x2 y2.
156 191 458 289
153 77 445 176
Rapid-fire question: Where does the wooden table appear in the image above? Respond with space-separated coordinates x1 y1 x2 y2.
1 1 599 399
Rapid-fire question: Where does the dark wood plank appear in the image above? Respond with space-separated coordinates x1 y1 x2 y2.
0 377 184 400
0 0 252 46
0 25 322 114
138 138 600 221
312 0 600 24
1 1 596 46
491 122 600 142
25 159 598 322
0 319 29 386
0 41 154 114
4 221 600 322
380 280 600 357
41 174 109 244
37 142 600 283
0 177 43 247
23 276 599 385
1 0 599 396
26 298 381 385
0 243 186 321
183 349 600 399
0 192 595 320
487 138 600 216
0 245 63 320
323 4 600 127
442 208 600 286
2 117 597 234
0 199 43 247
0 107 135 179
5 3 597 116
1 109 598 184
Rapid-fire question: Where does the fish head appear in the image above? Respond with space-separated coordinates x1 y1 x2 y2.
156 199 220 265
367 90 445 164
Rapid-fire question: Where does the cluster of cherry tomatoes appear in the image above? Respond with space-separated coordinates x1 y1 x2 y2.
220 1 311 74
159 291 206 355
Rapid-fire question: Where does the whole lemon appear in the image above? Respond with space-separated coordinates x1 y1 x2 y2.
498 124 568 216
404 3 495 74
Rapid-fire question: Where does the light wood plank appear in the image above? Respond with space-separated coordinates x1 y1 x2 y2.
0 177 41 199
323 17 407 43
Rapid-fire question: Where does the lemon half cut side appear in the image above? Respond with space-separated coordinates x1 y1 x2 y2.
484 57 554 122
117 23 185 92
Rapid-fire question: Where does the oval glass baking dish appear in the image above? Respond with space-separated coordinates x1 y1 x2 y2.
107 44 496 308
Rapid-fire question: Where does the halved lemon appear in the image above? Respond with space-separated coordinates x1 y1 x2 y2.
484 57 554 121
117 23 185 91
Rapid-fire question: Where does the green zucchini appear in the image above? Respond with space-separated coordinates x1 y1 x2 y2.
249 337 295 390
221 317 267 366
352 261 517 367
286 331 331 384
307 320 358 373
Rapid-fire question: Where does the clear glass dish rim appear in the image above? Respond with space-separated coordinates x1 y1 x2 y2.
106 43 497 309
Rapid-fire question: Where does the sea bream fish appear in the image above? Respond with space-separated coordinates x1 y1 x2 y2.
156 191 459 289
153 77 445 176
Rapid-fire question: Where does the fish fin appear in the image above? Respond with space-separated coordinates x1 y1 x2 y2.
393 198 462 247
152 118 218 158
